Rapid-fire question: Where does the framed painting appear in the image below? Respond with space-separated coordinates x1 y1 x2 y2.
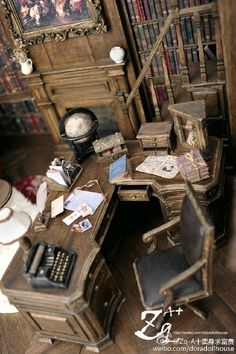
1 0 107 45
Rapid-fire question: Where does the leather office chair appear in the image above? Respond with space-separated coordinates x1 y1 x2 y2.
133 181 214 323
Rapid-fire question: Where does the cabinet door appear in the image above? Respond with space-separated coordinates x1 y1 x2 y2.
90 276 117 331
21 308 89 341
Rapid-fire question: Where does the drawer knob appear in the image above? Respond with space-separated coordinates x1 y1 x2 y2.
88 273 93 279
153 143 157 147
103 301 108 308
132 195 136 200
152 137 156 141
95 285 99 291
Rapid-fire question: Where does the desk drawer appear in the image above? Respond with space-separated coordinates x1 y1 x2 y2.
140 138 169 149
90 276 117 331
118 186 150 201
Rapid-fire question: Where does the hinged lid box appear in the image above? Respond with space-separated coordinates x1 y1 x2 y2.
93 132 128 162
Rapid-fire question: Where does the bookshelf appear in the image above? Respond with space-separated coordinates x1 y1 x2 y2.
122 0 225 120
0 25 47 137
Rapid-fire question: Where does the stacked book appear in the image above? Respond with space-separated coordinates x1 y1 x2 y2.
176 149 210 183
109 155 132 184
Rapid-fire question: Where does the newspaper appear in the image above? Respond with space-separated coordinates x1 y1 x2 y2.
136 155 179 179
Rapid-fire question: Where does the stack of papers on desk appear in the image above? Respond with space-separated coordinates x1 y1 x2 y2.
176 150 210 183
46 165 70 187
64 190 104 212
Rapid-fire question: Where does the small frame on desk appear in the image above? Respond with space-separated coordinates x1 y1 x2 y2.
2 0 107 46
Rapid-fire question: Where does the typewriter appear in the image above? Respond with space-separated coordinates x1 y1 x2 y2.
24 242 77 289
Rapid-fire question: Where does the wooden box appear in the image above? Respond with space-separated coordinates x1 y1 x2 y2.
136 122 174 155
168 100 211 159
93 132 128 162
186 83 230 143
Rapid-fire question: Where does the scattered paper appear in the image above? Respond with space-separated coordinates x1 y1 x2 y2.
136 155 179 179
36 182 48 213
79 218 92 232
64 190 104 212
71 223 83 233
78 202 93 217
62 210 81 225
46 168 68 187
46 158 82 187
51 196 64 218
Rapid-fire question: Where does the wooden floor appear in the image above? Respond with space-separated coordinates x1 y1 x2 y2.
0 143 236 354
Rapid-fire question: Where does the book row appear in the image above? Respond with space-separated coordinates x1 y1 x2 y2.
0 100 38 116
0 46 20 72
0 114 47 135
152 84 168 103
126 0 212 24
141 50 180 76
141 42 216 77
133 13 215 54
0 72 27 95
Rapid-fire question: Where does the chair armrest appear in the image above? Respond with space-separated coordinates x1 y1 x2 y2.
142 216 180 244
160 258 206 295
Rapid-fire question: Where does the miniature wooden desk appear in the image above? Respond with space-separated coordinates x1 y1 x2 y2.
120 137 226 246
1 157 123 353
1 137 226 352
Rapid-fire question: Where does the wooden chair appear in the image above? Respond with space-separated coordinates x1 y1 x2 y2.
133 181 214 324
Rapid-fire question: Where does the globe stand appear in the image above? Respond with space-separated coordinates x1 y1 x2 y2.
59 108 99 163
69 136 99 163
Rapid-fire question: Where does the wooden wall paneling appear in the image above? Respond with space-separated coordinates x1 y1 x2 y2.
218 0 236 163
23 0 144 142
29 44 53 71
26 74 61 142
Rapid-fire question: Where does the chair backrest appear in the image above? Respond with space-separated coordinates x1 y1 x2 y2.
180 181 214 284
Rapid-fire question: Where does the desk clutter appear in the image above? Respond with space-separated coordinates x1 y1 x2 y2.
176 150 210 183
135 148 209 183
25 180 105 288
136 155 179 179
46 157 82 191
25 242 77 289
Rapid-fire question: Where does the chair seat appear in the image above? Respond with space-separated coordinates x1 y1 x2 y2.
134 245 203 308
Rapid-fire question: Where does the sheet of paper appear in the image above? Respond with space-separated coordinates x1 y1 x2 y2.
51 195 64 218
136 155 179 179
78 202 93 217
46 169 68 187
62 210 81 225
64 190 104 212
36 181 48 213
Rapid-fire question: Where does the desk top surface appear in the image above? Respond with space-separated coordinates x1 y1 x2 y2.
1 137 223 299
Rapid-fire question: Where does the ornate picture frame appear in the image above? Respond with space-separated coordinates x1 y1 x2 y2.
2 1 107 46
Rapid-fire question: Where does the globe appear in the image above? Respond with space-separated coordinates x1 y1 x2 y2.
64 111 95 143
